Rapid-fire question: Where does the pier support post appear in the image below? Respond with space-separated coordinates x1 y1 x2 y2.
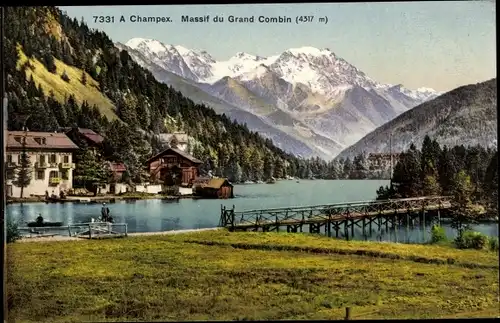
437 209 441 226
362 218 366 240
422 209 426 242
393 216 397 243
327 218 332 237
344 221 349 241
406 212 410 243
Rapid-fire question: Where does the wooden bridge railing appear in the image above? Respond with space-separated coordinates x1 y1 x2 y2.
220 196 452 229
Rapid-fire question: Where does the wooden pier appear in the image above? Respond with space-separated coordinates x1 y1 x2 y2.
220 196 452 241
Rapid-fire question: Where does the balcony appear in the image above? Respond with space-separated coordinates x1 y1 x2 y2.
5 162 17 168
35 162 48 169
60 162 75 169
49 177 61 185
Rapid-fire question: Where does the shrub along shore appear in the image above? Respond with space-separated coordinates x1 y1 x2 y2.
6 230 499 322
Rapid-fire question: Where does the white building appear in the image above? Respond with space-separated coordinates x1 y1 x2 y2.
5 131 78 198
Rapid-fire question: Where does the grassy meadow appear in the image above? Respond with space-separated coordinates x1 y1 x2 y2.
16 45 118 120
6 230 500 322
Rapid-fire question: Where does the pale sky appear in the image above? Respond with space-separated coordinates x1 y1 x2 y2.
60 2 496 92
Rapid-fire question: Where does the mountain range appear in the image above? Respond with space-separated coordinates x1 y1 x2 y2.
336 78 498 159
116 38 441 159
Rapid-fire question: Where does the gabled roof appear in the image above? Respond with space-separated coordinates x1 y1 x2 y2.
108 162 126 172
158 132 189 144
7 131 79 150
145 147 203 165
194 177 232 189
66 127 104 144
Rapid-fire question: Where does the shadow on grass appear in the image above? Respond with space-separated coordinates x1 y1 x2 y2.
183 239 499 270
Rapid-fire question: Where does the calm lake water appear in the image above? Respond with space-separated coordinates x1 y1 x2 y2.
6 180 498 243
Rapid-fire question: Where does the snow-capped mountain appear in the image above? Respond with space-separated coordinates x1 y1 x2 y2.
118 38 441 159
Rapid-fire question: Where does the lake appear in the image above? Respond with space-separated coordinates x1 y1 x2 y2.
6 180 498 243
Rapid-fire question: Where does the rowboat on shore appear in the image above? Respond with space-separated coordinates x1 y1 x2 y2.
45 197 68 203
27 221 64 227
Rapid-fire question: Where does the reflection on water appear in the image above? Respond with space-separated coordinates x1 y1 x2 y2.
6 180 499 242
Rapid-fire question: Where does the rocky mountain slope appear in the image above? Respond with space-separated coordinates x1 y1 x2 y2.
117 38 441 159
336 78 497 159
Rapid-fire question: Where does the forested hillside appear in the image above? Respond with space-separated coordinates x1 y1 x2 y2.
4 7 308 182
337 79 497 159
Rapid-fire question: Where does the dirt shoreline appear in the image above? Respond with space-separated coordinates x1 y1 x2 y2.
17 227 221 243
7 194 197 204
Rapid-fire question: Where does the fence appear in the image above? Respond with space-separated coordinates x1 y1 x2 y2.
18 222 128 239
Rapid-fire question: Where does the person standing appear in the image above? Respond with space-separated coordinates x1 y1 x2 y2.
101 203 110 222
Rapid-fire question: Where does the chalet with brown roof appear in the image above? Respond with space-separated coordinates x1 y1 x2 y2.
64 127 104 153
192 177 234 199
108 162 127 182
145 147 203 187
5 131 79 198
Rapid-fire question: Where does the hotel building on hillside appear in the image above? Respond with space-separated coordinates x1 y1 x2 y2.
5 131 79 198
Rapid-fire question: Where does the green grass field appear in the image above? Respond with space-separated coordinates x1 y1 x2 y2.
6 230 499 322
16 45 118 121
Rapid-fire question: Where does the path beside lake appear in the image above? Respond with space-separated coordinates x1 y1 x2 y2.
17 227 221 243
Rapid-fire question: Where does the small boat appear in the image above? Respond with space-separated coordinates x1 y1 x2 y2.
27 221 64 227
266 178 276 184
45 197 67 203
162 196 180 202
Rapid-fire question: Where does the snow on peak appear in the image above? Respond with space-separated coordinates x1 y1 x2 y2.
125 37 149 48
416 87 437 93
231 52 260 61
126 38 168 54
174 45 192 56
238 64 271 81
288 46 332 56
123 37 438 102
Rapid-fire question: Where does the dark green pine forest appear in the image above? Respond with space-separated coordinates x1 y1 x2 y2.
377 135 498 216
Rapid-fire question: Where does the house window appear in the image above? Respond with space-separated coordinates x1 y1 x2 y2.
39 155 46 164
17 155 21 163
63 155 69 163
61 170 68 180
166 157 177 164
6 170 14 180
50 154 56 164
49 170 59 179
7 155 12 163
36 170 45 180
